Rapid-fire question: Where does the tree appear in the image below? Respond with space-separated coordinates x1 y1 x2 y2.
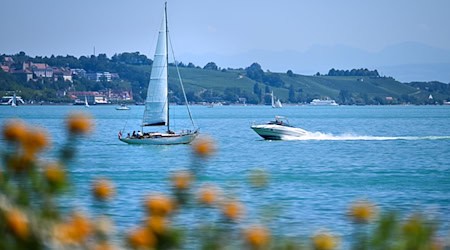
289 85 296 103
203 62 218 70
253 83 262 103
339 89 352 105
245 63 264 82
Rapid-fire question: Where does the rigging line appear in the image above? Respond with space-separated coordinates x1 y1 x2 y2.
168 34 197 129
121 107 132 133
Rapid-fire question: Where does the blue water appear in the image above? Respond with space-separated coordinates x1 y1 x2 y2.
1 105 450 242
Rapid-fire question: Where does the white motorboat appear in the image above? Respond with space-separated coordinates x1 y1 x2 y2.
119 2 198 145
116 104 130 110
251 116 308 140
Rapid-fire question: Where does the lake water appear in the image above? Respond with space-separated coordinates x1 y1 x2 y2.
1 105 450 243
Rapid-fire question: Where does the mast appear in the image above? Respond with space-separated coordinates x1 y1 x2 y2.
165 1 170 132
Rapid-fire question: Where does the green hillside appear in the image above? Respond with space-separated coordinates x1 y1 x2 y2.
1 52 450 105
168 66 448 105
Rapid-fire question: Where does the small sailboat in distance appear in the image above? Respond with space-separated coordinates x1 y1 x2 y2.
271 91 282 108
118 2 198 145
11 92 17 107
84 96 90 108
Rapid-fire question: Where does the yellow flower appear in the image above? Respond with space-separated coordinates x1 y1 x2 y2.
70 212 92 242
348 200 376 223
2 119 27 142
128 227 156 249
55 212 92 244
66 112 92 135
21 127 50 155
146 216 168 234
145 194 174 217
171 170 192 190
312 231 338 250
192 136 215 158
92 178 115 201
244 225 270 248
44 162 66 185
6 209 29 239
222 200 243 221
198 185 218 205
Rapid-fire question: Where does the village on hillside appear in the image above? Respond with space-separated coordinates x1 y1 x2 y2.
1 56 132 105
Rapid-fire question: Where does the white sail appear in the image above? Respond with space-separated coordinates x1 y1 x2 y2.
271 91 275 107
84 96 90 107
11 93 17 107
143 12 168 126
271 91 282 108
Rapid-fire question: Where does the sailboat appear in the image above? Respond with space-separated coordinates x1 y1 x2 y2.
271 91 282 108
84 96 90 108
118 2 198 145
11 92 17 107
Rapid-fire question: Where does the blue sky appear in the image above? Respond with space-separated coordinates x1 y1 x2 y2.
2 0 450 81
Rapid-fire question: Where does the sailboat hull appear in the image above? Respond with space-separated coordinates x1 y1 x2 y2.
119 131 198 145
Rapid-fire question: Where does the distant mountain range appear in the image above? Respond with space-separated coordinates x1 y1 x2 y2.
182 42 450 83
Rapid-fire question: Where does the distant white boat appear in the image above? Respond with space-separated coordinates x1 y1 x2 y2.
271 91 282 108
84 96 90 108
310 98 338 106
1 94 24 106
251 116 308 140
116 104 130 110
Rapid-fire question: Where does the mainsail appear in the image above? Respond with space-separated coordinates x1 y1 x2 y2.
143 11 168 127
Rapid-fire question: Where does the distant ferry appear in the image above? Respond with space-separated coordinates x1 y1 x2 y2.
309 98 338 106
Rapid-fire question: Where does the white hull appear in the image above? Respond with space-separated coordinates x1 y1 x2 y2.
251 124 308 140
310 99 338 106
119 131 198 145
116 106 130 110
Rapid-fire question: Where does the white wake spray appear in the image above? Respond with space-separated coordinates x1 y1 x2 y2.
281 131 450 141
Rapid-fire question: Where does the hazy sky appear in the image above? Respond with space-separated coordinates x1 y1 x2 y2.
2 0 450 71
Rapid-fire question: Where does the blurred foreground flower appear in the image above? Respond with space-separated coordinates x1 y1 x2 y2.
2 119 27 142
192 136 215 158
93 178 115 201
146 216 168 234
244 225 271 249
198 184 219 206
145 194 174 217
66 112 93 135
171 170 192 190
6 209 29 240
348 200 376 223
44 162 66 188
127 227 156 249
21 127 50 155
312 231 338 250
222 199 244 221
54 212 92 244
